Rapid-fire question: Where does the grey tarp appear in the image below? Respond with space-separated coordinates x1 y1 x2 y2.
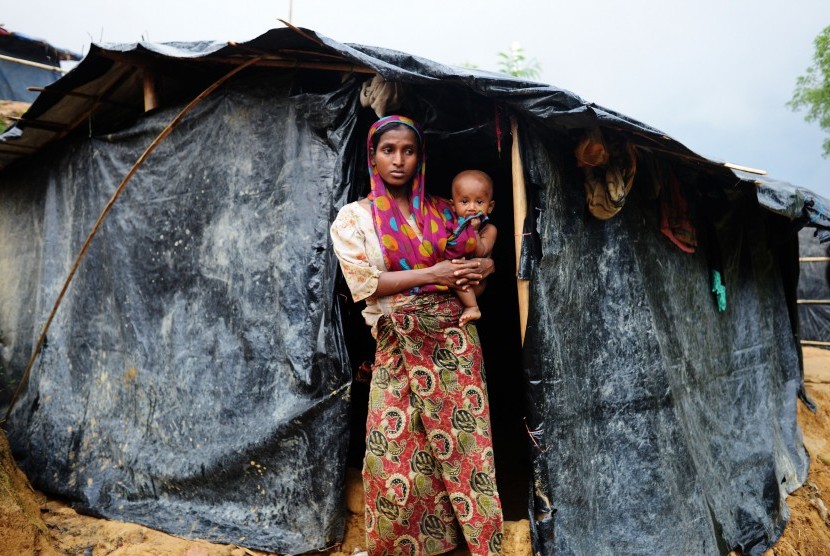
0 27 822 555
0 31 78 102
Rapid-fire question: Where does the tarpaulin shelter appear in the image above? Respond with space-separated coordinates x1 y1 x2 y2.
797 225 830 346
0 27 79 103
0 26 825 555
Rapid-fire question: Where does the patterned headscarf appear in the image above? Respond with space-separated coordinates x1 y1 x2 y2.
367 115 478 293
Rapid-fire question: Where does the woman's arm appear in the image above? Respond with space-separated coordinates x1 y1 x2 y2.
374 259 489 297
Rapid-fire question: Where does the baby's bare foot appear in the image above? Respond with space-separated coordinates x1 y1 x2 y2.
459 306 481 326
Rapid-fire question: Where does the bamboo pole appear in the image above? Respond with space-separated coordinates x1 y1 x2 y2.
2 55 264 426
511 117 529 346
7 115 67 132
0 53 67 73
800 257 830 263
632 143 767 176
27 86 133 107
801 340 830 347
797 300 830 305
142 71 158 112
721 162 767 175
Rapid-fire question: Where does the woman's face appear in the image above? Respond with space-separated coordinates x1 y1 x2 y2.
370 126 420 189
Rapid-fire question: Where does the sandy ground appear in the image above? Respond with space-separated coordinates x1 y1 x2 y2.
762 347 830 556
2 349 830 555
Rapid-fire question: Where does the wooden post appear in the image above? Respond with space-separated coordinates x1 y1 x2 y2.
143 71 158 112
511 117 529 346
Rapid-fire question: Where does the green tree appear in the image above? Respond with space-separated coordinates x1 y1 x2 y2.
789 24 830 156
497 42 541 80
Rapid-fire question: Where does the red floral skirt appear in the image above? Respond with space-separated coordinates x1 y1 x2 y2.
363 293 503 556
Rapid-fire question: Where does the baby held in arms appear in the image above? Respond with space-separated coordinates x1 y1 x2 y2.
450 170 497 325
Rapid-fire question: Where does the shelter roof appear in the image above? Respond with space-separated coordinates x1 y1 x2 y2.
0 26 81 65
0 25 827 230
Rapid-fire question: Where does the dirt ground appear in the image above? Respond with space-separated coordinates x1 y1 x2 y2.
761 347 830 556
2 349 830 556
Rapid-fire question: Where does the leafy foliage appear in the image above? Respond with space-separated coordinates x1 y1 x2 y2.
789 25 830 156
497 42 541 80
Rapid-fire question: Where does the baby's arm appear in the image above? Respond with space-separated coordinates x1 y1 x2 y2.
473 222 498 258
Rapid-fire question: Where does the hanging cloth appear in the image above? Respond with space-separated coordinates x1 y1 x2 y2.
576 128 638 220
659 169 698 254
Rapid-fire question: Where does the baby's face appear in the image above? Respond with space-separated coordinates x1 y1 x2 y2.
452 178 494 219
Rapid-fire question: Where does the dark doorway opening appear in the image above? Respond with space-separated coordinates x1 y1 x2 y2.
338 117 530 521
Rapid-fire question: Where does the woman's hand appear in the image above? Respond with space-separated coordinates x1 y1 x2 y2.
465 257 495 280
431 258 495 290
374 257 495 297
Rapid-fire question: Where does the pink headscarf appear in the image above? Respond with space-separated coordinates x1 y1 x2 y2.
367 115 478 293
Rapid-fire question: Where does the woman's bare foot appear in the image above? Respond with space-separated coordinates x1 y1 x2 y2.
459 306 481 326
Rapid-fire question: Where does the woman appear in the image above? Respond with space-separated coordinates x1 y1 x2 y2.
330 115 504 556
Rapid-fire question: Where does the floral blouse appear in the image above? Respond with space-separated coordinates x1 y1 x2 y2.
330 201 416 335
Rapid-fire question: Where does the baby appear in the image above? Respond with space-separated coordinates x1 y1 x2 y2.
450 170 498 326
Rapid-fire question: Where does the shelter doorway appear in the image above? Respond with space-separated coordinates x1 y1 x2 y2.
338 120 530 520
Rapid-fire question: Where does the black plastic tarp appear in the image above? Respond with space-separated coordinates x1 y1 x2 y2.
0 27 821 555
798 227 830 343
1 76 359 552
519 128 808 555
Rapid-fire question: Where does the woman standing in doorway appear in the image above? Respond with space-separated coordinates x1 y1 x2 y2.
330 115 504 555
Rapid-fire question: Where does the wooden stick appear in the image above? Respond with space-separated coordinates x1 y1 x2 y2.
142 71 158 112
797 300 830 305
511 117 529 346
201 55 374 73
277 18 327 48
227 41 350 63
799 257 830 263
633 143 767 177
2 55 265 426
801 340 830 347
722 162 767 175
0 53 67 73
27 86 133 107
7 116 68 132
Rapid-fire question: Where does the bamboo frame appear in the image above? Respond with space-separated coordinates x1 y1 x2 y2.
797 300 830 305
800 257 830 263
511 117 529 346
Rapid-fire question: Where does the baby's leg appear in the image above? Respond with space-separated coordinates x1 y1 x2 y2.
456 289 482 326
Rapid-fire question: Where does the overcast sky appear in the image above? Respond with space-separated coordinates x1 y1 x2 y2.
5 1 830 196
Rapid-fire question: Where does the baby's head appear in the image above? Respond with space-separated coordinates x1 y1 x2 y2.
451 170 494 219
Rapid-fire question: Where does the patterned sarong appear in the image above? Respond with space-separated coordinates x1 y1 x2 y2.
363 293 503 556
